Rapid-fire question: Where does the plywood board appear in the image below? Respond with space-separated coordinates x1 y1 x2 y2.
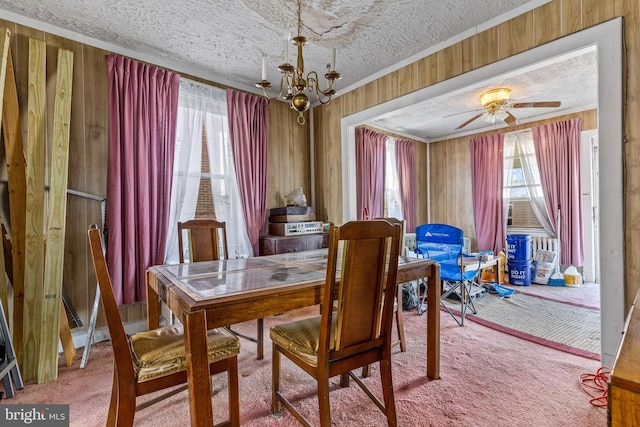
38 48 73 383
22 38 46 382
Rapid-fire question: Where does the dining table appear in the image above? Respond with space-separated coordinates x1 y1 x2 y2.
146 248 440 427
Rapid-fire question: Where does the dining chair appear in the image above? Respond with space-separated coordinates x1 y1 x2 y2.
270 219 402 427
177 219 265 360
88 224 240 427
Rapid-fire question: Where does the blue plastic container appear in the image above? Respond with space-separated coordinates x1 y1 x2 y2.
506 234 531 261
508 259 532 286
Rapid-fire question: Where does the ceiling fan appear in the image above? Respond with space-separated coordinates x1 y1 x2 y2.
456 87 561 129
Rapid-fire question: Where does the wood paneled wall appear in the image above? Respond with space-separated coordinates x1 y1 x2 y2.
0 19 303 332
0 0 637 337
0 18 109 330
312 0 639 308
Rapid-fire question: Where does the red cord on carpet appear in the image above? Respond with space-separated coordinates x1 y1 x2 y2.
579 366 610 407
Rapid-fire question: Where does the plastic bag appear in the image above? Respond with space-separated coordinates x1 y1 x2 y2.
402 282 418 311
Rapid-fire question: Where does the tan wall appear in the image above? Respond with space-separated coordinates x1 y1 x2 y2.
0 19 305 329
312 0 638 307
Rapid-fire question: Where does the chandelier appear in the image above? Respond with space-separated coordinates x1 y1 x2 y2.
256 0 342 125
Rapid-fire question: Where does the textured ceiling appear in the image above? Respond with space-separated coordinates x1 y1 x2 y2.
369 48 598 141
0 0 536 92
0 0 592 140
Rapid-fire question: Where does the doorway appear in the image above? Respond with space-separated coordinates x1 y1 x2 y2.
340 18 624 368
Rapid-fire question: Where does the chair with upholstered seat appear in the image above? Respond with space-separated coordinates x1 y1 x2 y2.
177 219 265 360
270 219 402 427
88 224 240 427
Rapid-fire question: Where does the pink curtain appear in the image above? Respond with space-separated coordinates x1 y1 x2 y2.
226 89 269 256
356 128 386 220
395 139 416 231
532 118 584 266
106 54 179 304
469 133 505 254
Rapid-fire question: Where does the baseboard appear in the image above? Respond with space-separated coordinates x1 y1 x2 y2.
63 319 148 352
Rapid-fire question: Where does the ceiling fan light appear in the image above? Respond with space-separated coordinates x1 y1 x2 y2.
494 110 508 121
480 87 511 107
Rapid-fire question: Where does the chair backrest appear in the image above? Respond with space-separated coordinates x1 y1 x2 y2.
320 220 401 357
415 223 481 282
177 219 229 262
414 223 464 261
87 225 136 380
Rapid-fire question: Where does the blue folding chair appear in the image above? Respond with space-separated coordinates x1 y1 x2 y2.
415 223 489 326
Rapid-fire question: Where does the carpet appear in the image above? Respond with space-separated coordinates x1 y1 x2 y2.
4 305 608 427
441 289 601 360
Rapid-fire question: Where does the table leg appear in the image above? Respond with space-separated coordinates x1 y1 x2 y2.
146 272 160 330
426 264 440 379
185 310 214 426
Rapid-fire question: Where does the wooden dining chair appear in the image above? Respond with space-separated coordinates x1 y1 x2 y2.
88 224 240 427
270 220 402 427
177 219 265 360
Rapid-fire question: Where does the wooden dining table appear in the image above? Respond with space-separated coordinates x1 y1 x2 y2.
146 248 440 427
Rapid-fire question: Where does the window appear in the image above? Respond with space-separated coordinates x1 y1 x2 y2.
164 81 251 264
384 137 403 219
504 135 544 229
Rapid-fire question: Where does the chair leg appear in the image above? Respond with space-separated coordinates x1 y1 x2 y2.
317 374 332 427
379 358 398 427
271 344 282 417
395 303 406 352
107 368 118 427
256 318 264 360
115 387 136 427
227 356 240 427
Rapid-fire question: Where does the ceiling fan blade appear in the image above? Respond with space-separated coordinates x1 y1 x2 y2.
510 101 561 108
504 111 517 126
456 112 484 129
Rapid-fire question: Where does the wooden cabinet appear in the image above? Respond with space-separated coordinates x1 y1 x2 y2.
259 233 329 255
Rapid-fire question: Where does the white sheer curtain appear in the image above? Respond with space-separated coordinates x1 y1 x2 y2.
164 80 252 264
512 130 555 235
204 112 252 258
384 137 404 220
503 135 516 234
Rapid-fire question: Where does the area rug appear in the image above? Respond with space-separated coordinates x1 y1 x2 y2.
441 290 601 360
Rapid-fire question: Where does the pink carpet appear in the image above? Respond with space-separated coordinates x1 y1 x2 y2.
2 306 607 426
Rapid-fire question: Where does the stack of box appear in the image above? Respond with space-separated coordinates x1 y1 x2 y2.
268 206 323 236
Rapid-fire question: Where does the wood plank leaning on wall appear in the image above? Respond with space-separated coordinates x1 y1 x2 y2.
0 27 10 323
1 27 27 371
22 38 47 382
38 48 74 383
